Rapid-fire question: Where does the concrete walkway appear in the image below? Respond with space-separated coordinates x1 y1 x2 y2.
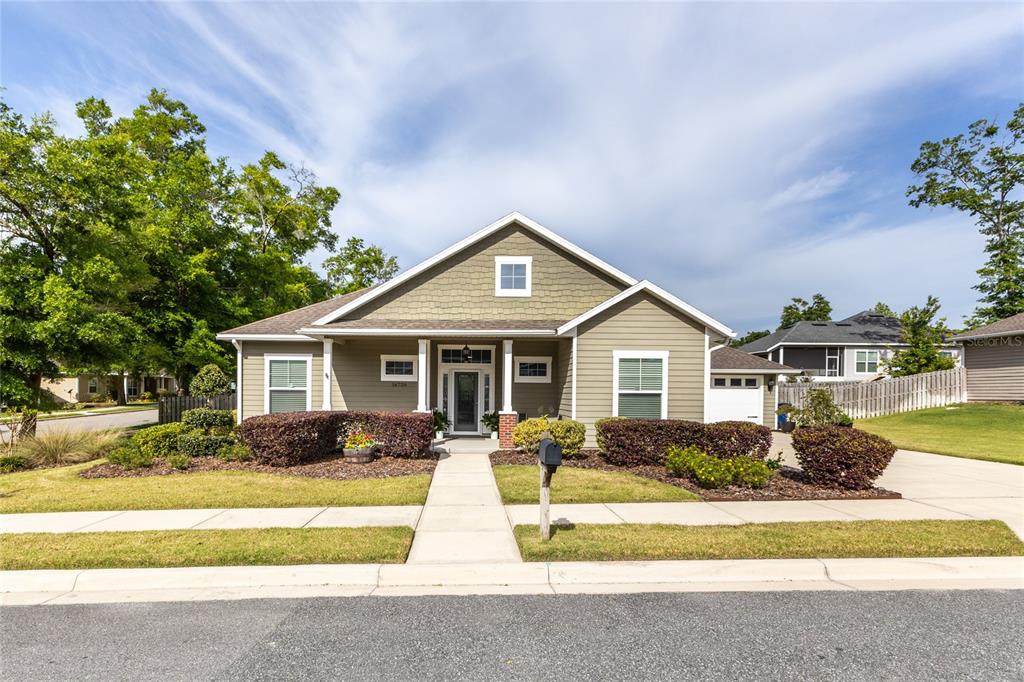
406 438 521 563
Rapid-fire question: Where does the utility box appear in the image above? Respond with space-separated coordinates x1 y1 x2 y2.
537 438 562 471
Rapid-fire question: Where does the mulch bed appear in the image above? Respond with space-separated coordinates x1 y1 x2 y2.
489 449 901 501
81 452 438 481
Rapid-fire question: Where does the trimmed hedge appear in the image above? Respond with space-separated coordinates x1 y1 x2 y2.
512 416 586 456
133 423 190 459
239 410 433 466
704 421 772 460
598 419 706 467
182 408 233 431
792 426 896 490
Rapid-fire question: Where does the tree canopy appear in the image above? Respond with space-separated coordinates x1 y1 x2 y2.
779 294 832 328
730 329 771 348
884 296 957 377
324 236 400 295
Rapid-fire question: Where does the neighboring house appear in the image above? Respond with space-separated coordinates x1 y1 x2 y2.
216 212 796 447
41 372 178 404
949 312 1024 403
740 310 961 382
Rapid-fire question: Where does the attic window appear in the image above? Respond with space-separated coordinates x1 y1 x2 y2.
495 257 532 297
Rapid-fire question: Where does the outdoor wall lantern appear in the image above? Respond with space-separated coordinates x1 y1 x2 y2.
461 345 472 363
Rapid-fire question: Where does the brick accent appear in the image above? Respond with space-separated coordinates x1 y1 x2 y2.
498 413 518 449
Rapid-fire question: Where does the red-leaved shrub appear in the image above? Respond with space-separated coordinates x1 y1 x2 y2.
332 411 433 458
239 411 338 467
792 426 896 489
597 418 773 465
703 421 772 460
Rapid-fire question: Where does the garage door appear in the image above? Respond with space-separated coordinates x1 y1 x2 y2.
707 387 763 424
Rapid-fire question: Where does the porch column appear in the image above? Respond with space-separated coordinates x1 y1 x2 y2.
499 339 516 447
122 374 128 402
233 340 243 425
416 338 429 412
322 338 333 411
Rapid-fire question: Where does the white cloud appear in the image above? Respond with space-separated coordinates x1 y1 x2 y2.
767 168 852 208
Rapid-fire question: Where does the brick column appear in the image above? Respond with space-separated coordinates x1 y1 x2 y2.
498 412 517 449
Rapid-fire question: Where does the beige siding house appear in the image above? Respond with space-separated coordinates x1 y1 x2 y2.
950 313 1024 403
217 213 796 446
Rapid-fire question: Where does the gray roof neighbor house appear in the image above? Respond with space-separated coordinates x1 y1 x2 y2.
740 311 904 354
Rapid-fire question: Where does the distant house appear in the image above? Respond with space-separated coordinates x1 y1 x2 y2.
949 312 1024 402
740 310 961 382
41 372 178 404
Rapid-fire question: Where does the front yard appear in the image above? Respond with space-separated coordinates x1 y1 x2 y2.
0 527 413 569
492 464 699 504
857 403 1024 465
515 520 1024 562
0 462 431 513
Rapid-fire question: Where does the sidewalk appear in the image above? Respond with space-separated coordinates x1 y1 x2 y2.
3 556 1021 605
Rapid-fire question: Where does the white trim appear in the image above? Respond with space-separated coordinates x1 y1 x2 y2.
502 340 513 413
612 349 669 419
494 256 533 297
322 339 333 410
232 340 243 424
216 333 315 341
854 349 880 375
557 280 734 338
416 340 429 412
703 328 710 422
448 368 485 435
513 355 551 383
779 346 785 365
311 212 638 326
435 344 495 427
380 354 418 382
297 327 556 337
711 375 762 388
263 353 313 415
570 330 577 420
949 329 1024 342
710 368 802 374
759 341 911 353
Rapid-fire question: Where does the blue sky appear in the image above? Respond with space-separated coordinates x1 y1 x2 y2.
3 2 1022 334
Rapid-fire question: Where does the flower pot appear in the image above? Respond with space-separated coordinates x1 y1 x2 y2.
435 430 445 440
343 446 376 463
781 421 796 433
490 432 499 440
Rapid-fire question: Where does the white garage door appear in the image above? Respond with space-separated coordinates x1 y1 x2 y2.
707 387 763 424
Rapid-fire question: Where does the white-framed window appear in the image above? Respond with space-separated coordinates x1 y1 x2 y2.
612 350 668 419
494 256 532 297
712 376 760 389
514 356 551 383
380 355 417 381
87 377 98 394
855 350 879 373
126 377 139 398
264 354 312 414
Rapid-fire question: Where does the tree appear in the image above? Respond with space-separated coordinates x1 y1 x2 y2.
190 363 232 398
780 294 832 328
730 329 771 348
908 103 1024 325
324 237 399 294
884 295 957 377
871 302 897 318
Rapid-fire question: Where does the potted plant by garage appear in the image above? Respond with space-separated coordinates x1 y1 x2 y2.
481 411 500 439
776 404 796 433
343 429 378 463
432 409 450 440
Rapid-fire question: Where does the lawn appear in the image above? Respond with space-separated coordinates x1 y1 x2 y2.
515 520 1024 562
493 464 700 504
0 462 431 513
856 403 1024 465
0 527 413 570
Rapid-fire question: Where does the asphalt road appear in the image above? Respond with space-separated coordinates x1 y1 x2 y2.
34 409 158 434
2 590 1021 681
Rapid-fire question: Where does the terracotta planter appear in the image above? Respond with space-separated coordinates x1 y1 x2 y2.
343 446 377 463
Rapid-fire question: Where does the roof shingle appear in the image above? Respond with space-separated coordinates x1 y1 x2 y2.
949 312 1024 340
711 346 796 372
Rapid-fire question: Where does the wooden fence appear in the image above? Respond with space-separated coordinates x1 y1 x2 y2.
158 394 236 424
778 367 966 420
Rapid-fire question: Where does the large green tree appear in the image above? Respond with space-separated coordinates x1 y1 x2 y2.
884 295 957 377
730 329 771 349
324 236 399 294
908 103 1024 325
779 293 832 328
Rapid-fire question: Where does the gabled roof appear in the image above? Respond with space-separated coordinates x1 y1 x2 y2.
740 311 904 353
948 312 1024 341
215 287 374 339
311 212 638 326
710 346 800 373
555 280 734 338
296 319 563 336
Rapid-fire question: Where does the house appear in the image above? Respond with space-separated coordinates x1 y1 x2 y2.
41 372 178 404
739 310 961 382
216 212 797 447
949 312 1024 403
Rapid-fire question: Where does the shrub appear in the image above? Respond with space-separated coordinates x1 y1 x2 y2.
177 432 233 458
240 411 339 466
704 421 772 460
792 388 852 427
512 416 549 453
182 408 234 431
730 457 773 488
15 429 122 468
0 455 30 473
189 364 232 398
133 423 189 459
792 427 896 490
548 420 586 456
480 411 500 432
665 445 774 489
107 443 155 469
598 418 705 466
140 391 155 402
665 445 704 477
166 453 192 470
594 416 626 452
689 455 735 489
332 411 434 458
218 443 252 462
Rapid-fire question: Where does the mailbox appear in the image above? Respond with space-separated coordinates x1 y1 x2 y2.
537 438 562 470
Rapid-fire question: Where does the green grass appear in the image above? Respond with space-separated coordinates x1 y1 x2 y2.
493 464 700 504
515 520 1024 562
0 462 431 513
856 403 1024 465
0 527 413 570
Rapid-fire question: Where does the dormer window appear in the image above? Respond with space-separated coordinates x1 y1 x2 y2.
494 256 532 297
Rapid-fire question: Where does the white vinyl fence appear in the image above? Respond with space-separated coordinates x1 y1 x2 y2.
778 367 966 420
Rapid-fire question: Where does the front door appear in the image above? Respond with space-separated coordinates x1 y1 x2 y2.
453 371 479 433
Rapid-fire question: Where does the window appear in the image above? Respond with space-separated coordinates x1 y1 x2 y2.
855 350 879 373
613 351 668 419
514 356 551 383
441 348 492 364
380 355 417 381
494 256 532 297
713 378 726 387
264 356 310 414
126 377 139 398
711 375 759 388
87 377 98 394
730 378 742 387
745 378 757 387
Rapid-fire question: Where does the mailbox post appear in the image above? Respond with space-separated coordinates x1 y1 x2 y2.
536 432 562 541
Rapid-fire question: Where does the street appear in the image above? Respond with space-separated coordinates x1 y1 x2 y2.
1 409 158 440
2 590 1021 681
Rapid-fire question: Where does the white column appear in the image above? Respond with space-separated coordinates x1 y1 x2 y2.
502 339 514 413
122 374 128 402
416 339 429 412
322 338 333 411
570 331 578 420
702 328 710 422
779 346 785 365
234 341 243 424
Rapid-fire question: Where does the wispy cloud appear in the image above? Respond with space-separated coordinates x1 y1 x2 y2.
767 168 852 208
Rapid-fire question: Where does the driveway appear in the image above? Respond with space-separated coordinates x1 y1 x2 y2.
773 432 1024 537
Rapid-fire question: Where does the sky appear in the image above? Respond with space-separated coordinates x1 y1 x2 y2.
2 1 1022 334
